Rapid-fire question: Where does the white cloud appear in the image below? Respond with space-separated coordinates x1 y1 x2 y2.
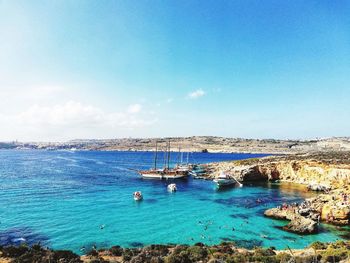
0 101 157 141
187 89 205 99
127 103 142 114
166 98 173 103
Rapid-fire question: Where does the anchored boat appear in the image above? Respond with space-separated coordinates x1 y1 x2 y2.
133 191 143 201
138 140 188 179
167 183 177 192
214 172 242 188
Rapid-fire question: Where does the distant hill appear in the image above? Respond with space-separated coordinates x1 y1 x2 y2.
1 136 350 154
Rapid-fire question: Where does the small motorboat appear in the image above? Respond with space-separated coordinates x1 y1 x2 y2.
213 172 238 188
167 183 177 192
133 191 143 201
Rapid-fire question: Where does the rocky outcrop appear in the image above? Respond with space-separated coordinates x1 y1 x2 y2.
264 208 318 234
283 216 318 234
208 152 350 230
264 190 350 228
209 152 350 189
264 208 291 220
319 198 350 225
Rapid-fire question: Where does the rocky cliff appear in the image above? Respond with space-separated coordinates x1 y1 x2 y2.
208 152 350 189
207 152 350 230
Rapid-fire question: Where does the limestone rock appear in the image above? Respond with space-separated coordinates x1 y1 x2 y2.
283 215 318 234
264 208 318 234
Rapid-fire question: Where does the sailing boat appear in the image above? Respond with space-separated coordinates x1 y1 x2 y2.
138 140 188 179
175 148 191 172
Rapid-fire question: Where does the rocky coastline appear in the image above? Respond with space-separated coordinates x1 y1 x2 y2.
207 152 350 235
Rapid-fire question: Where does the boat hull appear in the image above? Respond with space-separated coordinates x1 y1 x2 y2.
213 179 236 187
139 169 188 179
140 172 164 179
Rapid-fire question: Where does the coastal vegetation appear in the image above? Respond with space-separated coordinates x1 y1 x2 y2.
1 241 350 262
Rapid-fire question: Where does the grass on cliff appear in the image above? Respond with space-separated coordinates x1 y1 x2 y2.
224 151 350 167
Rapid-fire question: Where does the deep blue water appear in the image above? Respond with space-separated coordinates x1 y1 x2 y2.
0 150 347 253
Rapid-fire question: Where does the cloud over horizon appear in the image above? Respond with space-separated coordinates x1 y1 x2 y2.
0 101 157 141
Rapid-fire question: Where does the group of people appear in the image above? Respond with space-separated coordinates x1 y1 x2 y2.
278 202 301 213
277 200 314 215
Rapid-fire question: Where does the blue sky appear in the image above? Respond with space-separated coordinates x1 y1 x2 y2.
0 0 349 141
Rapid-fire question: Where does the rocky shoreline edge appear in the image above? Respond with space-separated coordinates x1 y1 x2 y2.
205 152 350 235
1 240 350 263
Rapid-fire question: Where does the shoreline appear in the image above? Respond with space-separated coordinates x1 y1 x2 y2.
205 152 350 236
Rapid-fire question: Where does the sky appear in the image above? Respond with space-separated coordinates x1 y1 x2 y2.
0 0 349 141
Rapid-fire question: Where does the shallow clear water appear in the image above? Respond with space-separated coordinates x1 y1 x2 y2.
0 150 347 253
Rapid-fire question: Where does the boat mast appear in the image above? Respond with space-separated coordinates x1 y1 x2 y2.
154 141 158 170
167 139 171 170
163 146 167 169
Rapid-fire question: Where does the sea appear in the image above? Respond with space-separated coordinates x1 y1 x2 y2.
0 150 348 254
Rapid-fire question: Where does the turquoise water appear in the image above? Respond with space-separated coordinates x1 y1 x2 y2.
0 150 347 253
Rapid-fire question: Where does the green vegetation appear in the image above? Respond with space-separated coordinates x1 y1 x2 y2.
0 244 82 263
1 241 350 262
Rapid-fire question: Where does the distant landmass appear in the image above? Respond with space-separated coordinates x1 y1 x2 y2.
1 136 350 154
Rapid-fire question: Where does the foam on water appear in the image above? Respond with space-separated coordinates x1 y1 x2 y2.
0 150 347 253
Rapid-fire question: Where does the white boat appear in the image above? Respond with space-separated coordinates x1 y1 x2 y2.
139 169 187 179
174 151 191 172
139 169 164 179
167 183 177 192
133 191 143 201
213 172 237 187
175 164 191 172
